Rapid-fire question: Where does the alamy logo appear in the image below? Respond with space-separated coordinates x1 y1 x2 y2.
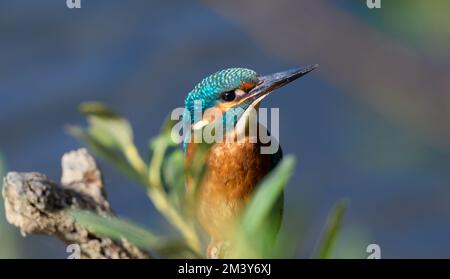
366 244 381 259
66 244 81 259
366 0 381 9
170 103 281 155
66 0 81 9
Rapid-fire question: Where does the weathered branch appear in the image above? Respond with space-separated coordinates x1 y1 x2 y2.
2 148 149 259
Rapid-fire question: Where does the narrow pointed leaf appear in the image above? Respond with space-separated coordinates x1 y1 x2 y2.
70 210 198 258
314 200 348 259
240 156 295 233
232 156 295 258
80 102 134 150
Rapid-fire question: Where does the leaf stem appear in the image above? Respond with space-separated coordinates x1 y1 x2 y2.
147 136 202 254
124 145 148 177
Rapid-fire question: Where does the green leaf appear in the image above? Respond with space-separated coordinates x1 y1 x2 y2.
79 102 121 118
233 156 295 258
80 102 147 175
241 156 295 234
71 102 148 180
80 102 134 150
147 115 184 191
149 115 180 150
183 141 212 216
161 116 180 145
148 135 170 189
70 209 199 258
0 152 5 179
314 200 348 259
162 149 185 201
0 152 21 258
186 141 211 188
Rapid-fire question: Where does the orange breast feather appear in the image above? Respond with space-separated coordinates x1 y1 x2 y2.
185 138 273 242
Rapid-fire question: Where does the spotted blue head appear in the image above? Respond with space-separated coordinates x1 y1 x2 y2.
182 65 318 146
184 68 258 127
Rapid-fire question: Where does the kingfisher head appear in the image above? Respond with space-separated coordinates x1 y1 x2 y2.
182 65 317 144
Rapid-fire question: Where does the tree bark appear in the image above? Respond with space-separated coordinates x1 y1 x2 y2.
2 148 149 259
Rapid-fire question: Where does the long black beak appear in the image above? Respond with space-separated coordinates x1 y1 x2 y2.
247 64 318 100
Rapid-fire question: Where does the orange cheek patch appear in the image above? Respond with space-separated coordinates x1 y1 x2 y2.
240 82 256 91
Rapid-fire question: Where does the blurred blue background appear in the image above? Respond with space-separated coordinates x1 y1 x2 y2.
1 0 450 258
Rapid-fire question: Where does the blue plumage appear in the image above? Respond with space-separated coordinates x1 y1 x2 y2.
184 68 258 122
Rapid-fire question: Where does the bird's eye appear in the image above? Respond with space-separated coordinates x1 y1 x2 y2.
220 91 236 102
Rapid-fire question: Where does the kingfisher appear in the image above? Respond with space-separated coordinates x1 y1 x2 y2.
183 65 317 258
